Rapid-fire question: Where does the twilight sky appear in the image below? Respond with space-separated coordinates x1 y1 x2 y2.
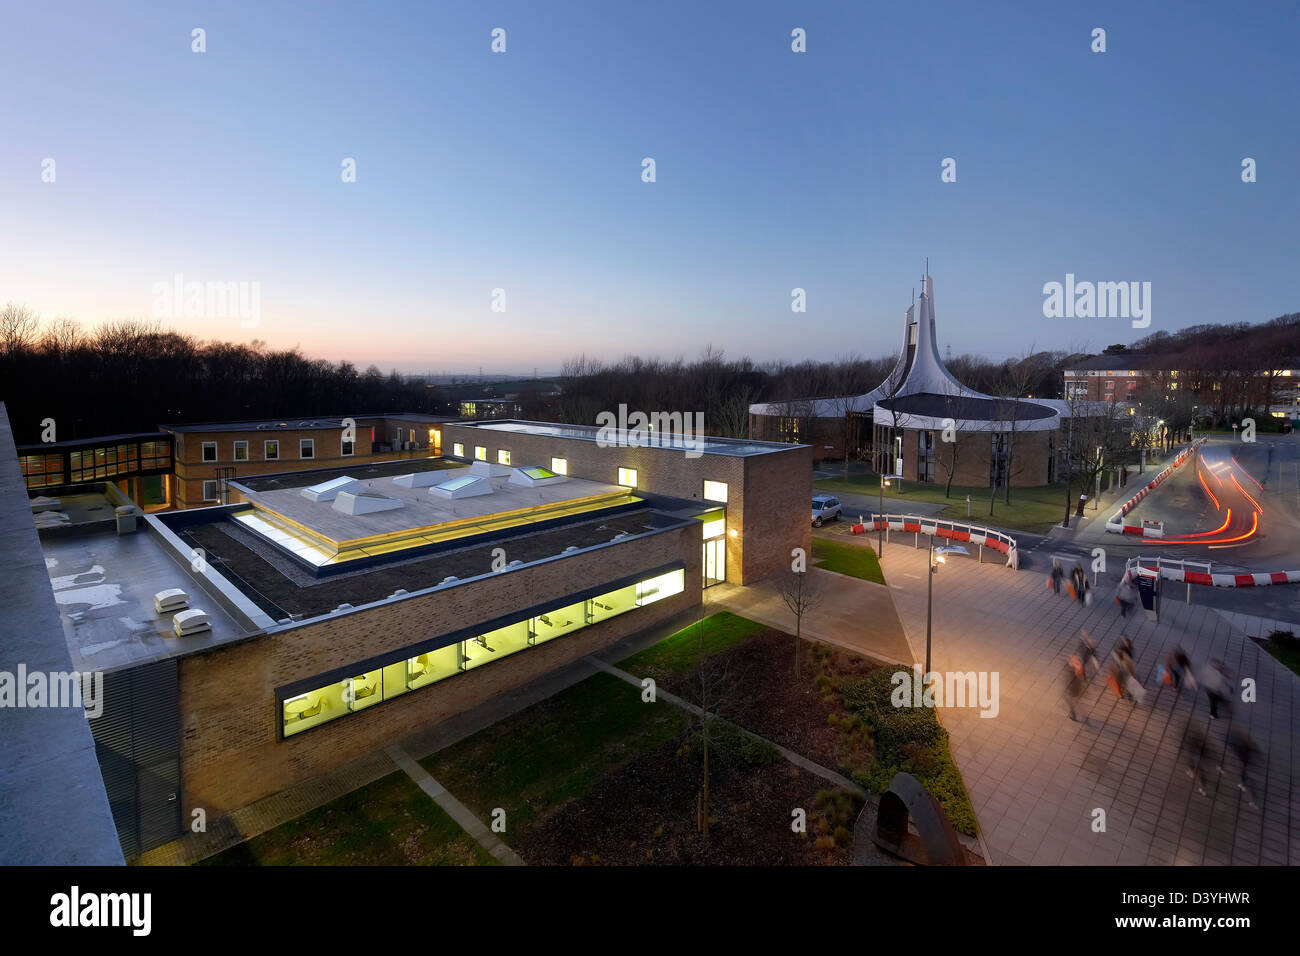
2 0 1296 374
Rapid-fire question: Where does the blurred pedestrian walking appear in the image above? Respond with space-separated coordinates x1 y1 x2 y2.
1222 726 1259 808
1077 630 1100 676
1115 572 1138 618
1182 721 1213 797
1201 659 1232 719
1065 654 1086 722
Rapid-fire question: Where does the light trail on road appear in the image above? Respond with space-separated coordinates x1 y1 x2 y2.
1153 446 1261 546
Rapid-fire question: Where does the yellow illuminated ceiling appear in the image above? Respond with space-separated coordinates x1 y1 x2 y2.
233 488 642 566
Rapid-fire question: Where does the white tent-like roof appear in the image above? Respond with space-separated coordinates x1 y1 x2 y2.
751 273 1063 433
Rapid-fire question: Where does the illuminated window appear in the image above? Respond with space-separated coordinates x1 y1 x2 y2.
462 621 531 670
300 439 315 459
590 584 637 623
703 480 728 502
551 457 568 475
637 569 684 606
278 566 685 738
498 449 511 465
264 440 279 461
474 445 487 461
618 467 638 487
453 442 465 458
531 601 586 644
201 441 217 462
402 646 459 690
233 441 249 462
702 516 726 539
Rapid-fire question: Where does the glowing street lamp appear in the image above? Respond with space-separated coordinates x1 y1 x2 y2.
878 474 893 557
926 542 969 676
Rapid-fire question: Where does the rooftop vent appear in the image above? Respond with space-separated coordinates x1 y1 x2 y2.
440 576 459 585
334 603 354 612
172 609 211 637
391 588 409 597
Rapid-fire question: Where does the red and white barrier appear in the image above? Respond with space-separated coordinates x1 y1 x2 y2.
1125 556 1300 589
851 513 1018 566
1105 439 1206 536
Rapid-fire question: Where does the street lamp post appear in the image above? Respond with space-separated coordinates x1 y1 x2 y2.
926 537 937 676
925 541 964 676
878 474 892 558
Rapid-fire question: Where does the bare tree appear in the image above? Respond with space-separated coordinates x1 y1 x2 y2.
990 350 1047 506
780 557 823 678
681 609 741 840
0 303 40 355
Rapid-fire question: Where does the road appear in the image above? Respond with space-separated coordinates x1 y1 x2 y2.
1068 435 1300 622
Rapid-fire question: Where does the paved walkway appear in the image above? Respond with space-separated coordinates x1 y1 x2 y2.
708 565 914 667
881 540 1300 865
386 745 525 865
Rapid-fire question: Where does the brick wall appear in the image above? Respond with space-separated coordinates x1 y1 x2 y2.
438 423 809 586
922 428 1054 488
169 427 374 508
179 523 701 814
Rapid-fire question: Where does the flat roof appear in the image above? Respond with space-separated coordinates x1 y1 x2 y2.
163 417 354 433
0 403 125 864
181 507 668 620
163 411 459 434
455 419 804 456
237 466 639 564
237 456 456 492
43 527 254 673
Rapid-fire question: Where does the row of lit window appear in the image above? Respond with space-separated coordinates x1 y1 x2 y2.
281 569 685 738
446 443 729 503
199 438 353 464
21 441 171 488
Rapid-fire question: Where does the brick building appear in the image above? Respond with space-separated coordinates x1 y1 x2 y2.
24 417 809 856
162 413 455 508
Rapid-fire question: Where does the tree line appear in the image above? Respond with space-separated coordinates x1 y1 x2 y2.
0 306 451 444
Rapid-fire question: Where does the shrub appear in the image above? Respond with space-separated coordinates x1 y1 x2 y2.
711 721 778 767
1269 630 1298 649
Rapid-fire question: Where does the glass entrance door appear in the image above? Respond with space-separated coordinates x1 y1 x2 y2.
703 537 726 587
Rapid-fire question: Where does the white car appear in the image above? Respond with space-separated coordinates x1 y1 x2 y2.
812 495 842 527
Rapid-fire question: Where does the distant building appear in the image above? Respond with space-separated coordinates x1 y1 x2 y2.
159 413 456 508
750 273 1084 486
1064 354 1300 421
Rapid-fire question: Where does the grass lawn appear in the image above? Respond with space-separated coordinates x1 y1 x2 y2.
618 610 769 674
813 472 1080 534
199 771 496 866
422 672 689 842
812 537 885 584
1259 631 1300 677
